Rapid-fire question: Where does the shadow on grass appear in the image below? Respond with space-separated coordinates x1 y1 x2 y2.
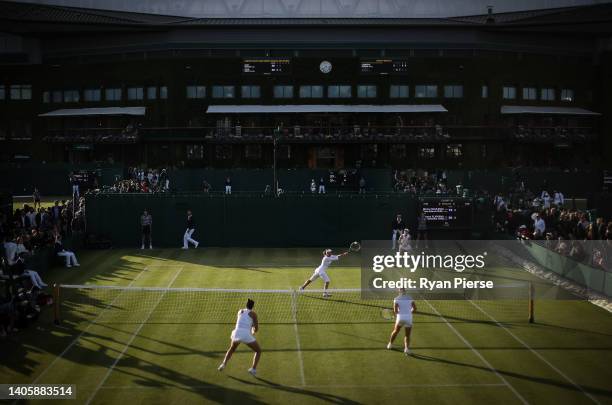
228 375 361 404
411 353 612 399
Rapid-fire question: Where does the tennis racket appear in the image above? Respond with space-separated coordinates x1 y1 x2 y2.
381 308 395 320
349 241 361 252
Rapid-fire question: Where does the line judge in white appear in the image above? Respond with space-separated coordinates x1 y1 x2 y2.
299 248 348 297
218 299 262 376
387 288 417 356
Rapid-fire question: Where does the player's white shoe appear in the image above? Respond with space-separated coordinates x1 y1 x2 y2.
181 246 188 250
141 245 144 250
248 367 256 376
218 363 225 371
194 241 199 248
322 292 331 298
386 342 393 350
404 348 411 356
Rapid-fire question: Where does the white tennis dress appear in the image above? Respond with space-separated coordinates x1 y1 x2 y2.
309 255 339 283
394 294 414 327
230 308 256 343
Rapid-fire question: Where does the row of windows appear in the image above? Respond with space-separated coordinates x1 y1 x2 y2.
501 86 573 102
0 84 577 103
42 86 168 103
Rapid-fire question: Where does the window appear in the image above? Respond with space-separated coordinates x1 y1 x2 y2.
160 86 168 99
241 85 261 98
186 144 204 160
415 85 437 98
541 88 555 101
561 88 574 102
127 87 144 100
522 87 537 100
357 85 377 98
274 85 293 98
64 90 80 103
10 84 32 100
105 87 122 101
42 91 50 103
212 85 235 99
446 144 463 158
481 85 488 98
245 144 262 159
299 85 323 98
390 85 409 98
503 86 516 100
443 85 463 98
186 85 206 99
418 146 436 159
147 86 157 100
52 90 63 103
328 85 351 98
0 85 5 100
84 89 101 102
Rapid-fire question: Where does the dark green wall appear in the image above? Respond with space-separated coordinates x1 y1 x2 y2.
86 194 418 247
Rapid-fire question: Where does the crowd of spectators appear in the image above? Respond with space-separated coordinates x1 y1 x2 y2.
493 185 611 271
393 169 467 196
107 167 170 193
0 198 85 337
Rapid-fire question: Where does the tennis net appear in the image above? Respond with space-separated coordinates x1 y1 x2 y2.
53 283 533 325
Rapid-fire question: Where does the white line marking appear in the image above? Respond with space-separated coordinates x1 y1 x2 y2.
468 300 602 405
85 267 183 405
31 264 151 385
422 300 529 405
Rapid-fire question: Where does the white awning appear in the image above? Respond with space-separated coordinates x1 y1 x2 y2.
501 106 601 116
206 105 447 114
39 107 146 117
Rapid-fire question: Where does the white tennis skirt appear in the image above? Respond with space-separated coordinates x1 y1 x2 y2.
395 315 413 328
231 328 256 344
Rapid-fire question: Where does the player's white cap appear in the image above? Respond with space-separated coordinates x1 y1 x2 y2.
324 249 332 255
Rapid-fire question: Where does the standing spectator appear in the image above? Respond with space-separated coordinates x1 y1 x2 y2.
70 172 80 198
359 177 366 194
159 169 169 191
203 179 211 193
398 228 412 253
318 177 326 194
533 213 546 239
541 190 551 209
310 179 317 194
416 212 429 249
141 209 153 250
55 233 80 268
391 214 405 250
225 176 232 194
182 210 199 249
51 201 61 225
553 190 565 207
32 188 41 210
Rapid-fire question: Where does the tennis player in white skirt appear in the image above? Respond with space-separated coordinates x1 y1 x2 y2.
218 299 262 375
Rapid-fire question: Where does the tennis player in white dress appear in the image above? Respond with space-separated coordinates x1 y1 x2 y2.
218 299 262 375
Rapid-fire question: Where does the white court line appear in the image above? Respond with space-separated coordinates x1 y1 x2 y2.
422 300 529 405
99 382 507 390
468 300 602 405
30 264 155 386
85 267 184 405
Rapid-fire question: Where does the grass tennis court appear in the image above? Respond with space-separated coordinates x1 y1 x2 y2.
2 248 612 404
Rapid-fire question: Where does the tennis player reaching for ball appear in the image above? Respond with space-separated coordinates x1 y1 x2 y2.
218 299 262 375
299 249 349 297
387 288 417 356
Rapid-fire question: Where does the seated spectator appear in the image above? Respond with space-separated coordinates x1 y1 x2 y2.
54 234 80 268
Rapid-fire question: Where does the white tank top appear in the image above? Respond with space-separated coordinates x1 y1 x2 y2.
235 308 253 330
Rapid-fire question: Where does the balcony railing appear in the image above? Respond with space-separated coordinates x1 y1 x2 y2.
43 127 139 144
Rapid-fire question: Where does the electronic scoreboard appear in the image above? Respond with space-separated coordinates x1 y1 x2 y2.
419 198 473 229
242 59 291 75
360 59 409 75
